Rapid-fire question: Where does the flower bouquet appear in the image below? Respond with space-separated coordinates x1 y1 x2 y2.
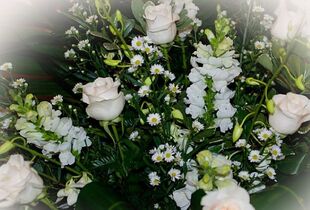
0 0 310 209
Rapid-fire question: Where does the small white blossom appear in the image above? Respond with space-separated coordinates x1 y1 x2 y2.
86 15 98 24
129 131 139 140
164 71 176 81
125 94 133 101
192 120 204 132
168 83 181 94
265 167 276 180
238 171 250 181
127 66 137 73
235 139 247 148
51 95 63 105
77 39 90 50
130 55 144 67
254 41 265 50
152 152 164 163
65 26 79 36
248 150 261 163
147 113 161 126
138 85 151 97
253 5 265 13
64 49 76 59
257 128 273 141
72 83 83 94
164 149 175 162
131 36 144 51
142 44 154 54
270 145 282 160
148 172 161 186
11 78 27 88
168 168 182 182
150 64 164 75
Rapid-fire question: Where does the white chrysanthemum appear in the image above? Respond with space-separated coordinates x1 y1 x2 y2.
72 83 83 94
168 83 181 94
235 139 247 148
265 167 276 180
248 150 261 163
64 49 76 59
129 131 139 141
148 172 161 186
168 168 182 182
0 62 13 71
142 44 154 54
86 15 98 24
164 149 175 162
164 71 176 81
152 151 164 163
147 113 161 126
11 78 27 88
138 85 151 97
51 95 63 105
270 145 282 160
131 36 144 51
150 64 165 75
192 120 204 132
65 26 79 36
130 55 144 67
257 128 273 141
238 171 250 181
77 39 90 50
254 41 265 50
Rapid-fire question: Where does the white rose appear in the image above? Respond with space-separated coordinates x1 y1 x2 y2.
269 92 310 135
271 0 306 40
0 154 44 208
201 185 254 210
144 2 179 44
82 77 125 121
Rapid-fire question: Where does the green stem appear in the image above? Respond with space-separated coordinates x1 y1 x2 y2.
240 112 256 126
240 0 254 65
162 46 172 71
112 125 127 176
181 41 187 70
13 143 81 175
40 197 58 210
282 65 296 81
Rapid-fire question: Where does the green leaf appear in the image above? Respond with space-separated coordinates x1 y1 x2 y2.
90 30 112 42
123 18 135 38
251 184 305 210
131 0 146 32
277 153 308 175
76 182 132 210
257 54 273 72
190 189 206 210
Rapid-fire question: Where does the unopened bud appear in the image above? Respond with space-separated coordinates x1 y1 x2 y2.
232 122 243 142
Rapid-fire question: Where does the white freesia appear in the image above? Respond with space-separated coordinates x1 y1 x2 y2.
82 77 125 121
0 154 44 208
144 2 179 44
269 92 310 135
201 185 255 210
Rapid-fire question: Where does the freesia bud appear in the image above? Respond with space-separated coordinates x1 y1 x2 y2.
295 75 305 91
0 141 14 154
232 122 243 142
172 108 184 121
104 59 121 66
246 77 260 86
266 99 275 114
144 77 152 86
198 174 213 191
25 94 34 107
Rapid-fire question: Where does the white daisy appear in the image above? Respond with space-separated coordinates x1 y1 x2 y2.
235 139 247 148
151 152 164 163
131 36 144 51
129 131 139 141
131 55 144 67
142 44 154 54
138 85 151 97
164 149 175 162
192 120 204 132
254 41 265 50
257 128 272 141
168 83 181 94
265 167 276 180
0 62 13 71
270 145 282 160
148 172 160 186
248 150 261 163
147 113 161 126
72 83 83 94
150 64 164 75
168 168 181 182
238 171 250 181
51 95 63 105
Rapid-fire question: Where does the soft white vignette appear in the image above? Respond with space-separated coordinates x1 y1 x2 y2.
0 0 309 209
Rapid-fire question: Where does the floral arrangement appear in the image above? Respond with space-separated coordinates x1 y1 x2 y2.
0 0 310 209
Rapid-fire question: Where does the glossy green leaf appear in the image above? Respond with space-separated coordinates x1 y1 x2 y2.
76 182 132 210
131 0 146 32
190 189 206 210
277 153 308 175
257 54 273 72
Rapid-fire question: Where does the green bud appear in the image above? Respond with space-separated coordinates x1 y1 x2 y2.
198 174 213 191
109 25 117 35
295 75 305 91
196 150 213 168
115 10 123 23
144 77 152 86
215 165 231 176
246 77 260 86
25 94 34 107
232 122 243 142
172 108 184 121
104 59 121 66
9 104 21 112
0 141 15 154
279 48 287 58
37 101 52 117
266 99 275 114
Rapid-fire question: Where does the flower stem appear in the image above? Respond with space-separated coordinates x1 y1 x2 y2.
40 197 58 210
13 143 81 175
181 41 187 70
162 46 172 71
112 125 127 176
